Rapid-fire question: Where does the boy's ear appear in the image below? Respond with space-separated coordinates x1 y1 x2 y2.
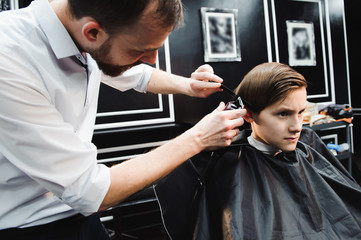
243 110 254 123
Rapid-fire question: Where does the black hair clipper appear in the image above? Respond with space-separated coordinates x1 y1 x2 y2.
221 84 246 141
225 96 243 110
221 84 244 110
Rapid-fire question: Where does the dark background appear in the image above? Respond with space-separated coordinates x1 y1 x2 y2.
5 0 360 239
344 0 361 179
170 0 354 123
10 0 357 158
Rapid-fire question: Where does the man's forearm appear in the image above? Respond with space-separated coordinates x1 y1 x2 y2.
146 67 222 97
98 128 203 211
147 68 191 95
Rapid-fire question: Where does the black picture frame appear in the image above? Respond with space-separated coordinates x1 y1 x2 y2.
201 7 241 62
287 21 316 67
0 0 11 11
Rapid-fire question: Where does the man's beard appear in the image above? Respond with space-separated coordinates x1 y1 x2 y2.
88 38 142 77
96 59 142 77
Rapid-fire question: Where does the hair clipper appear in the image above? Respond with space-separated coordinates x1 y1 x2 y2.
221 84 243 110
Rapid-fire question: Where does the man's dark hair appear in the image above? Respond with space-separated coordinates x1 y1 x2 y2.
67 0 183 35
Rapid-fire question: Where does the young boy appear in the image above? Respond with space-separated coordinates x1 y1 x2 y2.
155 62 361 240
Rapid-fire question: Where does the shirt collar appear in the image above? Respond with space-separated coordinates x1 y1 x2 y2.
33 0 86 64
247 134 282 156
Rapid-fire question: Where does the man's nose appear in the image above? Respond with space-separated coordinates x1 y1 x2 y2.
140 50 158 65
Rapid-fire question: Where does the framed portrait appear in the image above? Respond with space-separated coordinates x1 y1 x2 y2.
287 21 316 66
0 0 10 11
201 7 241 62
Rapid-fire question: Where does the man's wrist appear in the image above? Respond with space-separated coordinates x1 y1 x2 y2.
180 127 205 154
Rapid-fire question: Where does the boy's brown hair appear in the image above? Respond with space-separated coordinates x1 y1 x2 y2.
235 62 307 114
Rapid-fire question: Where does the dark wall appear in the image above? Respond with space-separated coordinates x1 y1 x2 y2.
168 0 359 178
12 0 354 127
15 0 355 160
328 0 350 104
344 0 361 162
169 0 351 125
170 0 268 124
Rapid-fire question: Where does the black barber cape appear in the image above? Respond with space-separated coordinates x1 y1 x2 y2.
154 128 361 240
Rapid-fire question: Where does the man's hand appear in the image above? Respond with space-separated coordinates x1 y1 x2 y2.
189 102 247 151
188 64 223 98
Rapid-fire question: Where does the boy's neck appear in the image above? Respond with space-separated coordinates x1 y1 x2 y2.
247 134 282 156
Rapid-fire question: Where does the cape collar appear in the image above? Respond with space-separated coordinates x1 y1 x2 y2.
247 134 282 156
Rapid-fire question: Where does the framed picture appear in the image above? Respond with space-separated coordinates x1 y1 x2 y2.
201 7 241 62
287 21 316 66
0 0 10 11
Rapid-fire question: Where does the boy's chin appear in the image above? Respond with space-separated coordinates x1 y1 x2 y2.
278 142 298 152
281 145 297 152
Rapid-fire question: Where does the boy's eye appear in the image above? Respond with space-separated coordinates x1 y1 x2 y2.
279 112 287 117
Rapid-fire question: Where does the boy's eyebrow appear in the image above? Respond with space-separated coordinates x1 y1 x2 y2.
276 106 307 112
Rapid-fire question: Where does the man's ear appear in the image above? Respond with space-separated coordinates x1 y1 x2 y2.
81 20 107 44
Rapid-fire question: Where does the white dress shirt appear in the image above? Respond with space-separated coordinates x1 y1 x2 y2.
0 0 153 229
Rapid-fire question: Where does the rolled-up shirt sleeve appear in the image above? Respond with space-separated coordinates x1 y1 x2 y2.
61 154 110 215
0 52 110 215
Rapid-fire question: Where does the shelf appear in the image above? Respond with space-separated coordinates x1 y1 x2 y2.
303 121 349 131
303 121 352 174
336 151 352 161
